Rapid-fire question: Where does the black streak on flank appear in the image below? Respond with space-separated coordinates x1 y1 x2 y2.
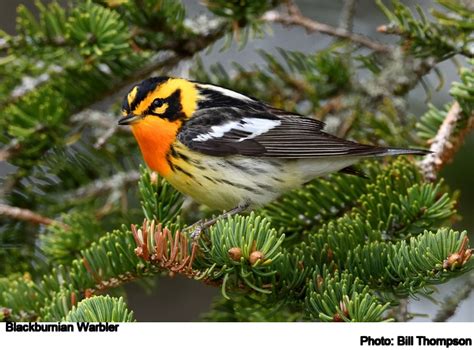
216 178 263 195
225 159 268 176
225 159 248 173
171 147 191 163
256 183 276 192
204 175 217 184
189 159 206 170
170 146 203 171
166 152 175 172
175 165 194 179
272 176 284 183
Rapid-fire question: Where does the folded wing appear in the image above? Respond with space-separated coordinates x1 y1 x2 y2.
178 107 386 158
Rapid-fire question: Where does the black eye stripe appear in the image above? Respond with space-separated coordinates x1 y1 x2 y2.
161 89 185 121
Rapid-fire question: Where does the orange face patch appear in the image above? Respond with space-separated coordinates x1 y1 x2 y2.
131 117 181 176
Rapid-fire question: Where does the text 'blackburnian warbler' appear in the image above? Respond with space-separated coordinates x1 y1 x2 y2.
119 76 427 220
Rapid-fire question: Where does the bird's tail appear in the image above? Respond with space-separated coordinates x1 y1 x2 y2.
380 147 431 157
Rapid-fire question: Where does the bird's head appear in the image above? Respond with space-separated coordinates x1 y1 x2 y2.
119 76 198 126
118 77 201 175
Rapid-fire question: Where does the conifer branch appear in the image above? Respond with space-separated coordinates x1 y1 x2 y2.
420 102 474 181
0 140 20 161
94 124 121 149
339 0 357 32
263 2 390 53
0 203 68 229
65 295 135 322
393 299 409 322
93 21 228 107
84 270 143 297
433 271 474 322
62 170 140 201
131 219 199 278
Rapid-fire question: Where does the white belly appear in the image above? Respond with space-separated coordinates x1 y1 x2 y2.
166 145 358 210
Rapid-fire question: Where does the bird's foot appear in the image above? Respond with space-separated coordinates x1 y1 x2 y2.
190 222 204 240
185 202 250 241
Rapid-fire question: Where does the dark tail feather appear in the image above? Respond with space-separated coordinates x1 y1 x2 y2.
380 148 431 157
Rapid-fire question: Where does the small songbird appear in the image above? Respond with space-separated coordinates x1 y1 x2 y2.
119 76 427 222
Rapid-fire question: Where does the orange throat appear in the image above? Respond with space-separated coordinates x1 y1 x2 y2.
131 118 181 177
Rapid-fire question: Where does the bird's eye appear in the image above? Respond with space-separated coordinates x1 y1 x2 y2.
152 98 164 108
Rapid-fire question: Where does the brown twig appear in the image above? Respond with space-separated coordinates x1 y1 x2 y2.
263 2 390 53
443 235 473 270
420 102 474 181
434 271 474 322
94 124 120 149
0 203 68 229
393 299 410 322
0 139 20 161
60 170 140 201
84 271 144 297
339 0 357 32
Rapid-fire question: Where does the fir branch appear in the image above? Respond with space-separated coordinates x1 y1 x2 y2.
305 268 391 322
433 271 474 322
40 212 103 265
84 270 144 296
61 170 140 201
91 21 228 107
0 203 68 229
339 0 357 32
138 166 183 224
64 295 135 322
420 102 474 181
443 235 473 270
0 140 20 161
376 0 474 60
393 299 409 322
94 124 120 149
262 2 390 53
345 229 473 296
70 109 125 149
131 219 199 278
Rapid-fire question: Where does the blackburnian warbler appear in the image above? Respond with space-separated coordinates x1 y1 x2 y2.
119 76 427 220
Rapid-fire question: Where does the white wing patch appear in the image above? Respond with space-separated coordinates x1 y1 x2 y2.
199 84 254 102
237 118 281 141
193 121 240 142
192 118 281 142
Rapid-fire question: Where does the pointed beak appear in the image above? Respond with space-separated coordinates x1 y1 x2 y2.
118 114 141 125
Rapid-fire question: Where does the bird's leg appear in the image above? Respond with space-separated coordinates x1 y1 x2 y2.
189 202 250 240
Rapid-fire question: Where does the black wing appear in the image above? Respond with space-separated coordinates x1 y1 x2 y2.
178 107 386 158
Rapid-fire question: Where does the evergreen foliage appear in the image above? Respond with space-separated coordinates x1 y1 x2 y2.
64 295 135 322
0 0 472 322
